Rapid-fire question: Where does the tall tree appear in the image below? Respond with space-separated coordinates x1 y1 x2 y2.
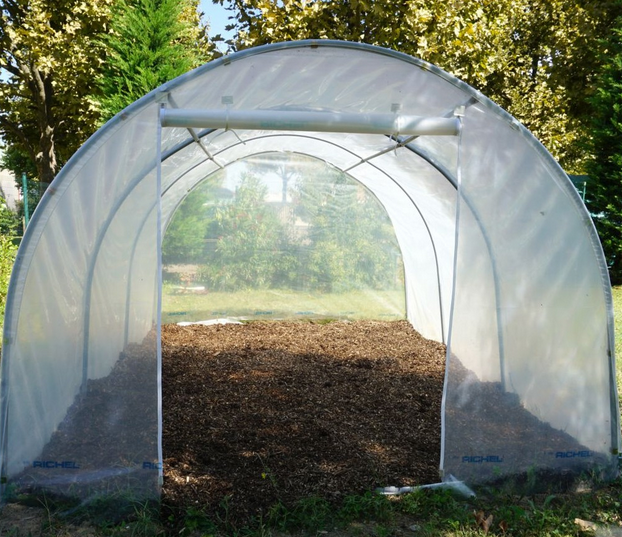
0 0 113 185
489 0 622 172
162 180 217 264
205 173 285 290
292 168 400 292
214 0 621 173
97 0 214 122
585 13 622 284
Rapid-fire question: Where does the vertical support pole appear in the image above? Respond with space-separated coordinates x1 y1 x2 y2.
21 173 29 230
156 104 164 487
439 112 465 479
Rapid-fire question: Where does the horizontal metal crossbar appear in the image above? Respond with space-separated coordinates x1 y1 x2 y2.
160 108 460 136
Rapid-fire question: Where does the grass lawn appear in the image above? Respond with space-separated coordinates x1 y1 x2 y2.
162 284 406 323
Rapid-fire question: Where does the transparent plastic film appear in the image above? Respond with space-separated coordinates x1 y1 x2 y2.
161 153 406 324
1 104 161 502
442 106 617 489
0 42 616 506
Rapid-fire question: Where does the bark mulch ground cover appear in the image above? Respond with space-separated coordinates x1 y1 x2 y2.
161 320 446 523
14 320 599 529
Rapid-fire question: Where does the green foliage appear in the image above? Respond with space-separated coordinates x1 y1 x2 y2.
0 234 16 332
6 479 622 536
180 506 218 534
0 146 42 227
157 479 622 536
293 171 401 292
266 496 333 532
0 198 20 238
0 146 37 185
0 0 213 196
201 173 286 290
612 286 622 404
217 0 622 173
162 183 214 264
0 0 114 185
585 14 622 284
164 159 402 295
398 487 474 532
339 491 394 524
97 0 213 122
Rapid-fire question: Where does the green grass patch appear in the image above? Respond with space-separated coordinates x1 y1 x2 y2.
157 482 622 537
162 285 405 324
9 481 622 536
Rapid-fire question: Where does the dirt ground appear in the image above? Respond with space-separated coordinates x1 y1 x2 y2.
3 320 600 534
162 320 446 523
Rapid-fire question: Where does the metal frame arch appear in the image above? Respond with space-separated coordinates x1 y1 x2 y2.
5 39 608 365
159 131 451 339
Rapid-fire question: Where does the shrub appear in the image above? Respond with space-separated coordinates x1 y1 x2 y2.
0 234 17 336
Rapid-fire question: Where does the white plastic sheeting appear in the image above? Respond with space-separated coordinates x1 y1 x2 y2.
0 41 618 503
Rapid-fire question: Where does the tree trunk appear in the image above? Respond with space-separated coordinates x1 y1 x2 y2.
36 123 57 187
26 63 58 186
609 253 622 287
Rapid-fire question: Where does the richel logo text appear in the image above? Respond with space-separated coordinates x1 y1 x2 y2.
462 455 504 463
33 461 80 469
555 450 592 459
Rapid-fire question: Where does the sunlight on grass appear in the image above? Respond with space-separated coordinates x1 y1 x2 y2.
162 284 405 324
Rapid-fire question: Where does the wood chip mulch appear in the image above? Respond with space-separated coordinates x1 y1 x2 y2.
17 320 600 527
161 320 446 522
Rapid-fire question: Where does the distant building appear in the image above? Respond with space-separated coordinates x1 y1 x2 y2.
0 146 20 210
0 167 19 210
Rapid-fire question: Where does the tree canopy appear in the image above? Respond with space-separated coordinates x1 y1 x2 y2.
216 0 621 173
1 0 620 283
0 0 213 212
96 0 213 122
585 13 622 284
163 160 401 294
0 0 113 185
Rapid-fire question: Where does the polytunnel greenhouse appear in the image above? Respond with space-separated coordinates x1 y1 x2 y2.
0 40 619 504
